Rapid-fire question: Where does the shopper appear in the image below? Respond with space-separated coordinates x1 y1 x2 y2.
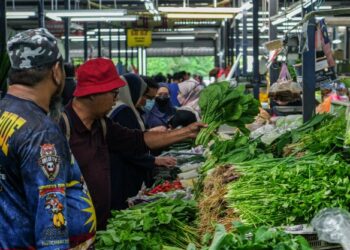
140 75 159 114
0 28 96 249
169 106 200 129
168 72 183 107
146 83 176 129
60 58 205 230
62 62 76 106
108 73 176 209
177 77 204 114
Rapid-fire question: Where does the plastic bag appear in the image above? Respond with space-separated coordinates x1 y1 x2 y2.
269 63 302 102
311 208 350 250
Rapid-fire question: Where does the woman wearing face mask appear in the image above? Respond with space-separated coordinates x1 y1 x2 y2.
108 74 176 210
145 83 176 129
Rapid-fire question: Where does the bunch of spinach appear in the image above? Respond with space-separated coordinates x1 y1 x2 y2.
196 82 260 146
226 153 350 226
96 198 199 250
188 222 311 250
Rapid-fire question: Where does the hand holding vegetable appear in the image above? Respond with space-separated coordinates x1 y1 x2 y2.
155 156 177 168
185 122 208 139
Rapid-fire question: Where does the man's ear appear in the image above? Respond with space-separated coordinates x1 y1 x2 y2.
52 61 65 86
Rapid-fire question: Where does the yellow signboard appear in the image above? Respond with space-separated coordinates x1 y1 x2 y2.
127 29 152 48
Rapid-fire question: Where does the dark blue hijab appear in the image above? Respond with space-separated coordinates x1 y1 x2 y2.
146 83 176 128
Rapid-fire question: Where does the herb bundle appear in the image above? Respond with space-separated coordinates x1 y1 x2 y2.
226 154 350 226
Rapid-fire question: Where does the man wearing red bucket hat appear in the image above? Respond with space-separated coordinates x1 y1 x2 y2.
60 58 206 230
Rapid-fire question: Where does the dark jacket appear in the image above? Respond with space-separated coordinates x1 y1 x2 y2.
109 105 155 210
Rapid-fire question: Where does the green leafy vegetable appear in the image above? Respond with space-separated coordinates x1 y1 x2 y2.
96 199 200 250
196 82 260 146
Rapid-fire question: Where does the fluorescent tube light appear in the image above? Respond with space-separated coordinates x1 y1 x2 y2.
71 16 138 22
158 7 240 14
235 13 243 20
46 9 126 17
7 15 32 19
319 6 332 10
333 39 342 44
7 11 35 16
166 36 195 40
111 49 138 53
167 13 234 19
286 7 302 19
272 17 288 25
6 11 35 19
176 28 194 32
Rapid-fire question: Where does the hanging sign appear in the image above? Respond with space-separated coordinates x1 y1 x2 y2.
127 29 152 47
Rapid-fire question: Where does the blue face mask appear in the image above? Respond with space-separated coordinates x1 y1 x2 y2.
144 99 155 112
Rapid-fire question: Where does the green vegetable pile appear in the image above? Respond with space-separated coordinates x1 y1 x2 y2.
226 153 350 226
267 113 333 157
96 198 199 250
196 82 260 146
288 112 345 154
201 135 268 173
189 222 311 250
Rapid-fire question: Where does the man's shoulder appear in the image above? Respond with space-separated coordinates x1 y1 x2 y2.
0 97 57 133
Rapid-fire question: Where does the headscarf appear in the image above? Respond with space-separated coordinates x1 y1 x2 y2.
177 79 203 113
146 83 176 127
108 73 147 131
169 106 200 128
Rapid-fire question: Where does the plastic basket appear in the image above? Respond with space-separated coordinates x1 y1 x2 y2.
299 233 343 250
284 225 343 250
264 39 284 51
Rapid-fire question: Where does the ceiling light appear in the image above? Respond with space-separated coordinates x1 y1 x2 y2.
235 13 243 20
7 11 35 16
176 28 195 32
174 20 217 25
318 6 332 10
7 15 32 19
111 49 138 53
260 25 268 32
286 7 302 19
272 17 288 25
167 13 234 19
70 16 138 22
46 9 126 17
6 11 35 19
333 39 342 44
166 36 195 40
158 7 240 14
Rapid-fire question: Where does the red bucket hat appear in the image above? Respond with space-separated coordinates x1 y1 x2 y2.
73 58 126 97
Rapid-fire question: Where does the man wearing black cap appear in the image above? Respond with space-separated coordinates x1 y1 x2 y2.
0 28 96 249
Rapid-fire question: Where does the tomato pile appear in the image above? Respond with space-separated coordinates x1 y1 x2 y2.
147 180 183 195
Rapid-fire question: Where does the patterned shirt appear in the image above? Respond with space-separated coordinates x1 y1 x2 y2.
0 94 96 249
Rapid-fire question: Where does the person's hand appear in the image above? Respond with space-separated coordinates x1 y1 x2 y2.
185 122 207 138
149 126 168 132
155 156 177 167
